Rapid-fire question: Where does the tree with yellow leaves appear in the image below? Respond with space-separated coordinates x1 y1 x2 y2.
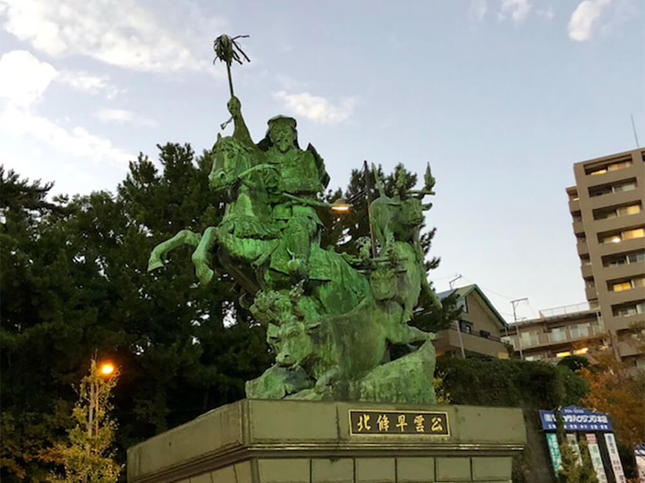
579 342 644 449
578 326 645 477
41 359 122 482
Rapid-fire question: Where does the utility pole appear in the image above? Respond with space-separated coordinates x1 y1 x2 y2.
447 274 465 357
511 297 528 360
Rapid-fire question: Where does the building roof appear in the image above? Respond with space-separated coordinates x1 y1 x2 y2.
438 284 508 328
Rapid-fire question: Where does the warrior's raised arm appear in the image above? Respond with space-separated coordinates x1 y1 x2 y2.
227 96 254 148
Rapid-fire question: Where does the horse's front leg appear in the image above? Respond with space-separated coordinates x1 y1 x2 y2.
148 229 201 272
191 226 219 285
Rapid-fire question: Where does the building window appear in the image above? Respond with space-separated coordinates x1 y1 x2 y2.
609 276 645 292
525 354 544 361
459 320 473 334
628 251 645 264
599 227 645 244
603 249 645 267
623 227 645 240
611 281 632 292
612 301 645 317
549 327 566 343
588 179 637 197
593 203 641 220
519 331 540 347
585 159 632 176
570 323 590 339
618 204 641 216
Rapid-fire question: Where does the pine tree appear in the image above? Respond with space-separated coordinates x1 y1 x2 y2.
557 435 598 483
40 359 122 482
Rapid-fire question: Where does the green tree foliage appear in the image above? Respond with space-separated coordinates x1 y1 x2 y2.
557 354 590 372
437 357 589 408
557 437 598 483
1 167 77 480
40 360 122 482
0 147 271 480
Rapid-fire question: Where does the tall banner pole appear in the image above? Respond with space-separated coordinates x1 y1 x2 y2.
585 434 608 483
546 433 562 475
604 433 627 483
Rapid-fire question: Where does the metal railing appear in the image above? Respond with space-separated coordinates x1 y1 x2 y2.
508 325 607 351
538 302 597 318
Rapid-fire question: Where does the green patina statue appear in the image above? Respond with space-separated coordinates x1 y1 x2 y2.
147 35 442 404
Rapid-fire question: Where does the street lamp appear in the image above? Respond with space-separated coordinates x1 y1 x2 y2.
99 362 115 377
331 199 352 213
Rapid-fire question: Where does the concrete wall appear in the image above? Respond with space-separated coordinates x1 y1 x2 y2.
128 400 526 483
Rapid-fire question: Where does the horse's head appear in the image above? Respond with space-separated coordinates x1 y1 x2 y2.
212 135 250 170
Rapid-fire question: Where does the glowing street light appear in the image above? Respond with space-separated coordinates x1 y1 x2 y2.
99 362 115 377
331 199 351 213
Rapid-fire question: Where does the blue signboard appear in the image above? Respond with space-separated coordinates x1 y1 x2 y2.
539 406 612 432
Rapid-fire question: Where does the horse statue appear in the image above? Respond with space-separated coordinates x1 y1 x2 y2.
147 97 442 403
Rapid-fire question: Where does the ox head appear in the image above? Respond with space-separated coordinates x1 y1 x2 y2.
400 198 425 228
267 319 320 369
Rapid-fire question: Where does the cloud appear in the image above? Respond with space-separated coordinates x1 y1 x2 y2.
470 0 488 21
273 91 356 124
0 105 133 167
57 71 121 98
0 0 211 73
537 6 555 20
0 50 58 106
568 0 613 41
498 0 532 23
0 50 133 171
95 108 157 127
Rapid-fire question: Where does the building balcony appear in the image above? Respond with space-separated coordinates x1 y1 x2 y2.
572 219 585 235
617 339 643 358
584 163 641 186
508 326 606 352
593 212 645 235
607 286 645 309
610 312 645 334
569 198 580 213
585 285 597 301
602 263 645 283
597 237 645 257
589 189 641 211
577 239 589 256
580 263 594 279
434 326 508 359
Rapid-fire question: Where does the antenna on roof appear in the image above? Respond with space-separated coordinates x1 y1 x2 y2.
631 114 640 148
449 274 462 289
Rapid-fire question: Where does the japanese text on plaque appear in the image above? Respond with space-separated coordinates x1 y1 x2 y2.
349 410 449 436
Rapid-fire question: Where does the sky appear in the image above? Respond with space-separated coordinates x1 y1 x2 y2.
1 0 643 322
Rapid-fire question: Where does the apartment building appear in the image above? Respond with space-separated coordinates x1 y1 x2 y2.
502 303 606 362
566 147 645 364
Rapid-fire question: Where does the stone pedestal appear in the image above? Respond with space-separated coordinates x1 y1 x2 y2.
127 400 526 482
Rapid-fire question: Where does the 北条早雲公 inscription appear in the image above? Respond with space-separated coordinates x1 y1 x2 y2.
349 409 449 436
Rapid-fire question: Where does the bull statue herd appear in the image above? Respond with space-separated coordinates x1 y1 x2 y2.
147 95 443 404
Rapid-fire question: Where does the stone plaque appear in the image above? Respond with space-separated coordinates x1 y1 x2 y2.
349 409 449 436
